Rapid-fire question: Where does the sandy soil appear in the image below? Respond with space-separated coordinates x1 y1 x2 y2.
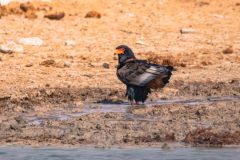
0 0 240 147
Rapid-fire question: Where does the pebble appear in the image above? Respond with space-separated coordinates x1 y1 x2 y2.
20 2 35 12
40 59 56 67
64 61 71 68
180 28 195 34
44 12 65 20
0 41 24 53
0 0 11 6
85 11 101 18
25 63 33 67
19 37 43 46
213 14 224 19
136 40 145 45
102 63 110 69
127 13 135 17
65 40 76 46
223 47 233 54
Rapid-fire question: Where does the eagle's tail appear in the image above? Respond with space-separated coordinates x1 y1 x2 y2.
126 85 150 104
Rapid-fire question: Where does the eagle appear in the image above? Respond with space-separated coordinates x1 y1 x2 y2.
115 45 173 105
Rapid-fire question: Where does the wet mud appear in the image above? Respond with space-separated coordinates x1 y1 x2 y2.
0 84 239 147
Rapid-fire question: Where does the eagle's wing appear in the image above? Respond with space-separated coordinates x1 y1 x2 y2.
117 60 172 89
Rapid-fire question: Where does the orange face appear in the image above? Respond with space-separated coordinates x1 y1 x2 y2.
115 48 125 55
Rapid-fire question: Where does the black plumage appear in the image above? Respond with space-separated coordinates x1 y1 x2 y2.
115 45 173 104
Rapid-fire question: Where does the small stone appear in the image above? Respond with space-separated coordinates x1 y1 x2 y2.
197 2 210 7
0 46 13 54
127 13 135 17
180 28 195 34
136 40 145 45
85 11 101 18
0 0 11 6
25 63 33 67
40 59 55 67
165 133 175 141
14 116 26 124
96 124 101 130
64 61 71 68
213 14 224 19
65 40 76 46
102 63 110 69
0 41 24 53
223 47 233 54
19 37 43 46
20 2 35 12
44 12 65 20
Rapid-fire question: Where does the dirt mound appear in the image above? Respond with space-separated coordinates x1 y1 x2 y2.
85 11 101 18
184 128 240 146
0 87 124 113
0 2 63 19
170 79 240 96
0 2 37 18
139 51 239 68
1 79 239 114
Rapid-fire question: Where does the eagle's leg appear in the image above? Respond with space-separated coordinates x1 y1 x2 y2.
129 100 139 106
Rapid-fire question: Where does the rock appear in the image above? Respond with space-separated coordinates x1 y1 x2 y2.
223 47 233 54
40 59 56 67
197 2 210 7
14 116 26 124
0 46 13 54
65 40 76 46
44 12 65 20
165 133 175 141
25 63 33 67
0 95 10 101
0 0 11 6
127 13 135 17
96 124 101 130
180 28 195 34
64 61 71 68
136 40 145 45
213 14 224 19
19 37 43 46
85 11 101 18
20 2 35 12
0 41 24 53
102 63 110 69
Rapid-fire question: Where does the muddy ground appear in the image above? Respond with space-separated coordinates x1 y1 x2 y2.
0 0 240 147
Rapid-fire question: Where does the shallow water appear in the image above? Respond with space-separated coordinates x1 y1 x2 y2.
25 95 240 125
0 146 240 160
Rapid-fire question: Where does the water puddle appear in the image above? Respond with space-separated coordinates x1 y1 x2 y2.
0 146 240 160
26 95 240 125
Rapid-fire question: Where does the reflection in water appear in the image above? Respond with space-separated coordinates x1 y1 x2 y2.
0 146 240 160
25 95 240 125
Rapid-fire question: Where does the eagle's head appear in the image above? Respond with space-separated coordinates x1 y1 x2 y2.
114 45 136 64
